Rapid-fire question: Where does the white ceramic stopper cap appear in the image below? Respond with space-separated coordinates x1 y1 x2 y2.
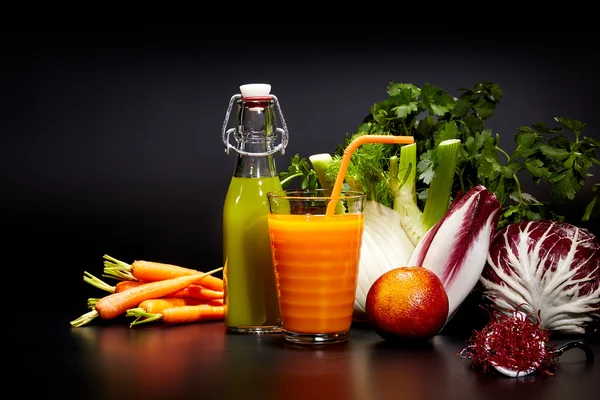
240 83 271 97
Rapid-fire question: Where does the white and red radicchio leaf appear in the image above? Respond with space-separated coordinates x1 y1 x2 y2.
481 220 600 335
409 185 501 322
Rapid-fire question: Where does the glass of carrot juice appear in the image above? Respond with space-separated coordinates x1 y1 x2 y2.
266 188 366 345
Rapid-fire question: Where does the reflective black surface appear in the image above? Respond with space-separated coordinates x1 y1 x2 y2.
3 26 600 400
7 304 599 400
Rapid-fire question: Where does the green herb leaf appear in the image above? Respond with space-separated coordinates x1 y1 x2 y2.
417 150 435 185
421 83 455 116
555 117 585 139
582 183 600 221
524 158 551 181
540 144 571 161
551 169 580 203
279 154 319 189
438 121 459 143
281 81 598 230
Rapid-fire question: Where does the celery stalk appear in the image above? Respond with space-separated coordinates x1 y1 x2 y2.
309 152 363 193
391 143 425 245
421 139 461 230
309 153 349 214
309 153 334 189
343 176 364 193
391 139 461 245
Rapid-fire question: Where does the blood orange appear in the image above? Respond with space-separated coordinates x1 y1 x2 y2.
365 266 449 341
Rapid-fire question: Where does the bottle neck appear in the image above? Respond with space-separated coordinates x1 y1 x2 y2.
233 140 278 178
232 101 279 178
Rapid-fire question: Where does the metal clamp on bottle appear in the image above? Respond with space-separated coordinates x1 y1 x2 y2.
221 83 289 156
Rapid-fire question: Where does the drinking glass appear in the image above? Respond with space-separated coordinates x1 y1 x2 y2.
266 188 366 345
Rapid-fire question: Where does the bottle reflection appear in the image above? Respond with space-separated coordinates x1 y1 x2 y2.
275 344 356 399
222 332 357 399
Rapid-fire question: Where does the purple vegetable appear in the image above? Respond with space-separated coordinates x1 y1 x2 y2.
481 220 600 335
408 185 501 322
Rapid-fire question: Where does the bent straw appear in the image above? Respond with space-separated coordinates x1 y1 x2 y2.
326 135 415 216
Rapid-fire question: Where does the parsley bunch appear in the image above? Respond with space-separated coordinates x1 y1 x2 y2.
280 81 600 229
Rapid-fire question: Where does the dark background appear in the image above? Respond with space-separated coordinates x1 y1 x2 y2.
2 24 599 314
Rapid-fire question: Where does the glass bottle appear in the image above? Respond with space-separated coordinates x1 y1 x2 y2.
221 83 288 334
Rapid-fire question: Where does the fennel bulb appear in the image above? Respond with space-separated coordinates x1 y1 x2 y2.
354 200 415 321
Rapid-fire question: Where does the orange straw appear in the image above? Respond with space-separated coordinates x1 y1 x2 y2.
326 135 415 216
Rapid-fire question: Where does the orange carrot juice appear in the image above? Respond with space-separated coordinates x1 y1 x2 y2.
267 212 365 336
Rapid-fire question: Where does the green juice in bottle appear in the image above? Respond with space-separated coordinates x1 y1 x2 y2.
223 176 282 330
221 83 289 334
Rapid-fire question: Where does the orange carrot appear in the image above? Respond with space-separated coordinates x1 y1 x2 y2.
103 254 224 292
127 297 207 315
126 298 223 326
128 304 225 327
206 298 223 306
84 271 223 300
116 280 146 292
173 285 223 301
89 294 215 310
70 267 223 327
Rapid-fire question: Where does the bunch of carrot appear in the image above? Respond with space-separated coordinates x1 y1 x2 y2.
70 254 225 328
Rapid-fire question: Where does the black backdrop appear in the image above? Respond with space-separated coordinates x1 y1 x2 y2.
2 24 599 312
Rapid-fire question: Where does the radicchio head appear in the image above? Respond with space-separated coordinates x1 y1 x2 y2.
481 220 600 335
